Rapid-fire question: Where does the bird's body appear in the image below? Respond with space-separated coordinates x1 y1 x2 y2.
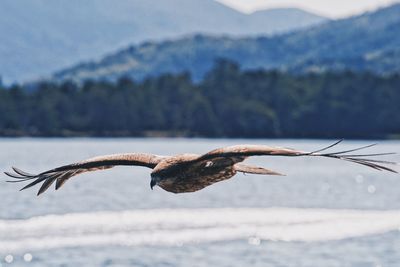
152 153 240 193
5 141 398 196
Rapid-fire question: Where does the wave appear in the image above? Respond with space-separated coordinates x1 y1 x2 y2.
1 208 400 252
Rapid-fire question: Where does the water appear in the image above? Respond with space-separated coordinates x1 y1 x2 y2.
0 138 399 266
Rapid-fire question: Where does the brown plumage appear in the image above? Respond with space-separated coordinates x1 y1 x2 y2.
5 140 398 195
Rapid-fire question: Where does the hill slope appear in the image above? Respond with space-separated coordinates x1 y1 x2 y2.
0 0 325 83
53 4 400 83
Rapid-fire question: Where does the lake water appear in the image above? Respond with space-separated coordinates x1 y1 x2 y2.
0 138 399 267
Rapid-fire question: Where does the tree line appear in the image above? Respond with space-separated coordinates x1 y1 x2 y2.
0 60 399 138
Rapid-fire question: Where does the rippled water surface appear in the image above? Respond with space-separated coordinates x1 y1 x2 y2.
0 138 399 266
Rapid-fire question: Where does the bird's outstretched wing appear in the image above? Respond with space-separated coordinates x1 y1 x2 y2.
5 153 166 195
195 140 398 173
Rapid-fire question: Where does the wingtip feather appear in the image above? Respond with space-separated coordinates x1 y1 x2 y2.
37 179 55 196
12 167 36 177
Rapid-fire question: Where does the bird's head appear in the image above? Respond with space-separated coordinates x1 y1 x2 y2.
150 173 160 190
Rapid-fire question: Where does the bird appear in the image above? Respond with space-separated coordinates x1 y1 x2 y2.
5 140 398 196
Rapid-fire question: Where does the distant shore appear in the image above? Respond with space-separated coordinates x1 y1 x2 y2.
0 132 398 140
1 63 399 140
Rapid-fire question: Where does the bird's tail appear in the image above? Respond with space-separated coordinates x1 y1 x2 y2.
234 163 284 176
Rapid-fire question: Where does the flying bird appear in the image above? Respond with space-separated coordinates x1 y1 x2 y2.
5 140 398 196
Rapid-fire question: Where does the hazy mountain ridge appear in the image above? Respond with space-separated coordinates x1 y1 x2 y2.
53 4 400 83
0 0 326 83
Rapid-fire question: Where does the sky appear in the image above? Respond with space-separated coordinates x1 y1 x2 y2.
216 0 400 18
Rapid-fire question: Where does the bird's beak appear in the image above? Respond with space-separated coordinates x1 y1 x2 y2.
150 179 156 190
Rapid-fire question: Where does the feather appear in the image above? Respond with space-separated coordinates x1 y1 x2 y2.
235 164 284 176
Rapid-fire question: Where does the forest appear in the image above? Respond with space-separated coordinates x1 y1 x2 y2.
1 60 399 139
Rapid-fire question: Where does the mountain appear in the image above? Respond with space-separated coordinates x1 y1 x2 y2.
53 4 400 83
0 0 326 84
